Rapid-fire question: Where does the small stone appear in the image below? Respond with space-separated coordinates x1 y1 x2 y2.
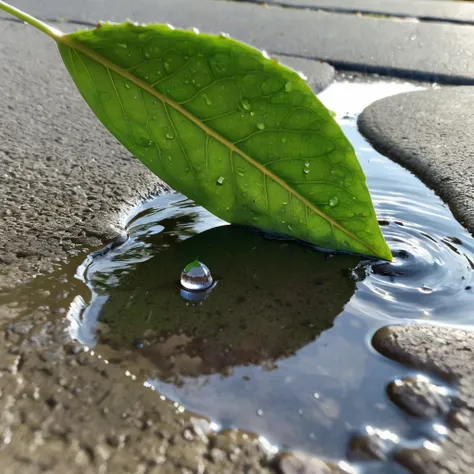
349 426 399 461
388 376 451 418
278 452 335 474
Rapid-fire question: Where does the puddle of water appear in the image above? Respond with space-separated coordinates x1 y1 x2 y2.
64 82 474 465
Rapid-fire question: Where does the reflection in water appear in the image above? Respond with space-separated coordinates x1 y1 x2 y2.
87 225 359 379
67 83 474 463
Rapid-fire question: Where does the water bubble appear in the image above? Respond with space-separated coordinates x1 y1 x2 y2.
192 27 200 34
287 224 293 231
256 409 264 416
329 197 338 207
257 123 265 131
250 111 256 117
305 162 310 167
303 168 309 175
219 32 230 39
165 132 175 140
217 176 225 185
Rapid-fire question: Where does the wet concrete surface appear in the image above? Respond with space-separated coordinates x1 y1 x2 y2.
358 87 474 239
373 324 474 474
1 2 474 474
0 20 166 290
227 0 474 25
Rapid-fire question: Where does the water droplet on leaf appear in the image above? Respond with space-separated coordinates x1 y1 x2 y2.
329 196 338 207
217 176 225 185
257 123 265 130
165 132 175 140
242 99 251 110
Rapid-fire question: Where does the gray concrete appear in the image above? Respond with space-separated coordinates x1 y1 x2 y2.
227 0 474 26
373 324 474 474
358 87 474 236
0 20 166 290
2 0 474 83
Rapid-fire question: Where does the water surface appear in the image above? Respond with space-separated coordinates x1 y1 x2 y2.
68 82 474 467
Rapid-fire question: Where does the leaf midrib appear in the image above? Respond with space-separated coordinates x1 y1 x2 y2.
58 33 378 256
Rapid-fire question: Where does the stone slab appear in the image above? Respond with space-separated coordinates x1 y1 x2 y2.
2 0 474 83
358 87 474 237
228 0 474 25
373 324 474 474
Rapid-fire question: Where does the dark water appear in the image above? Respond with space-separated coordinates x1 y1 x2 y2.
68 83 473 468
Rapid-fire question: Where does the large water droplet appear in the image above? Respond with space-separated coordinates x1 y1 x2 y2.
329 197 338 207
180 260 214 295
257 123 265 131
216 176 225 185
166 132 175 140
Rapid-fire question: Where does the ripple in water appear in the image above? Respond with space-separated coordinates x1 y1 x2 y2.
68 83 472 467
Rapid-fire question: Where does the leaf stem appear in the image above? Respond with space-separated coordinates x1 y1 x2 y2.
0 0 63 40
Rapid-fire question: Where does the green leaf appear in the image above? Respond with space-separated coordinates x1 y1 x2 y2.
0 2 392 260
184 259 201 273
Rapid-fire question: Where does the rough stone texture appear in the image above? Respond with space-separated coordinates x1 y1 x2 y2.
0 308 276 474
0 20 166 290
229 0 474 26
373 324 474 474
2 0 474 83
358 87 474 236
